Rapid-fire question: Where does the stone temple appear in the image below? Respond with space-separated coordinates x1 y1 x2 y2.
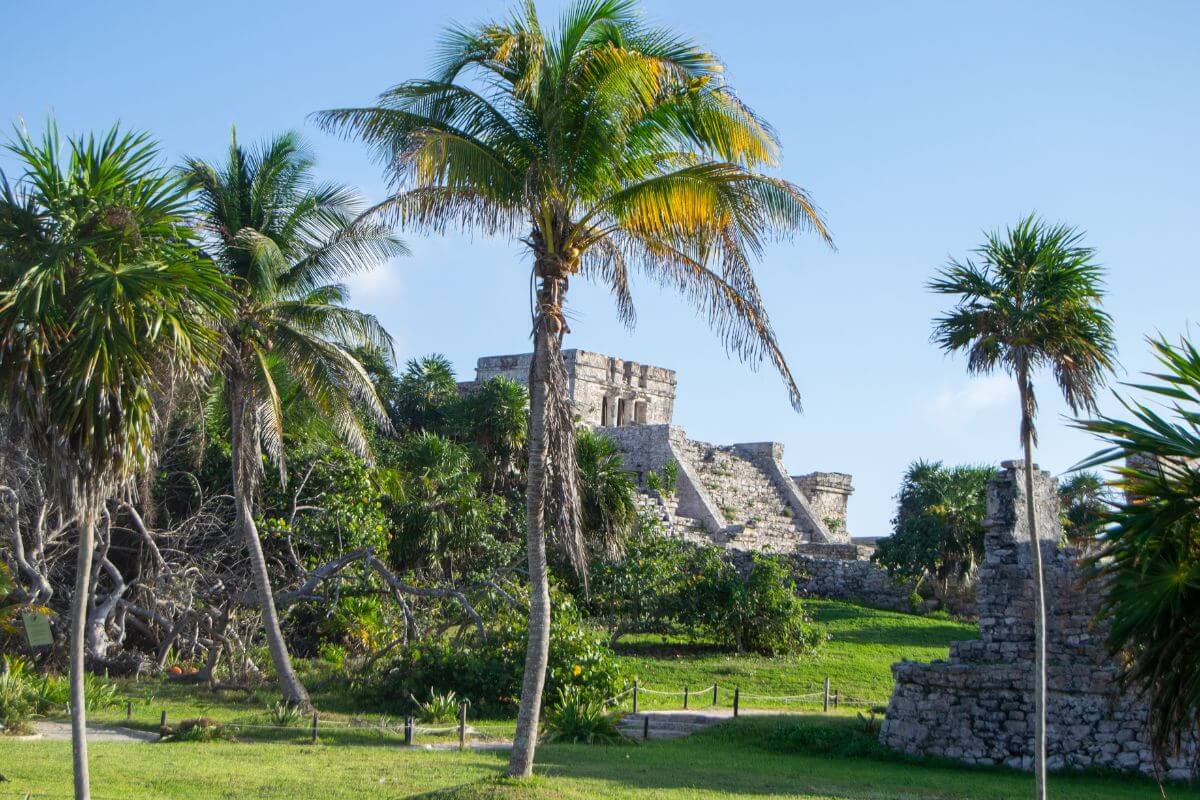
464 350 860 556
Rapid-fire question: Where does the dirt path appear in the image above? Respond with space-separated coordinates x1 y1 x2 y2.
30 721 158 743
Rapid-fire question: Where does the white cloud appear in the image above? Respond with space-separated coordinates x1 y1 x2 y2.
930 374 1017 426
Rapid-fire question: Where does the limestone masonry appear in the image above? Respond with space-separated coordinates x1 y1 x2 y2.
465 349 921 608
467 350 857 545
879 461 1199 780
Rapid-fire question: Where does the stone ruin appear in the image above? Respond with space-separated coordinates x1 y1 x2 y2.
464 350 918 610
879 460 1199 780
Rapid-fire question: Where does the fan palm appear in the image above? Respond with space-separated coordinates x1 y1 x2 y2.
576 427 638 560
184 130 405 708
316 0 831 773
930 215 1116 798
0 122 230 800
1076 337 1200 764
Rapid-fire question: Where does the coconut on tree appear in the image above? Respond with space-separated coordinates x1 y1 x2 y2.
317 0 831 775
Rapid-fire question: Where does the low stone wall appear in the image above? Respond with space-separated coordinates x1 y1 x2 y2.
727 543 918 613
789 546 917 612
878 461 1199 781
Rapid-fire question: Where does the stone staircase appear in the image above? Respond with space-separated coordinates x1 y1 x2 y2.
617 711 727 741
680 440 808 551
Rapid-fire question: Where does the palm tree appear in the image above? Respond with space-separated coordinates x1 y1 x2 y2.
317 0 831 774
395 354 460 433
1076 337 1200 764
576 427 638 560
929 215 1116 798
1056 471 1110 544
0 122 230 800
184 131 405 709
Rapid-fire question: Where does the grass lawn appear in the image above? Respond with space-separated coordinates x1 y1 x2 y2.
613 599 977 710
1 714 1189 799
6 602 1186 798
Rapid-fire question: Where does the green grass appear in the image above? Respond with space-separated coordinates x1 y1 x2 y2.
612 599 976 710
2 714 1189 799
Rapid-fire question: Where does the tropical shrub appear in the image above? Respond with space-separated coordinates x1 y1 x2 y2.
1057 470 1112 544
414 688 461 723
541 688 626 745
588 526 824 655
686 554 825 656
874 461 993 591
159 717 232 743
0 665 35 735
369 595 620 713
1077 336 1200 761
266 700 303 728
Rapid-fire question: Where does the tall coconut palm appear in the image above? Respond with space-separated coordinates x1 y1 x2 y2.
930 215 1116 798
317 0 831 774
0 122 230 800
184 131 405 708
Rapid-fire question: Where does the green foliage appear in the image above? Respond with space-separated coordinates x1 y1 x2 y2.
588 525 824 656
0 120 230 493
393 355 460 434
688 554 825 656
448 377 528 495
540 688 626 745
644 460 679 497
0 661 35 735
414 688 461 723
369 595 621 713
1058 470 1112 544
159 717 232 743
1076 336 1200 760
385 431 505 573
576 428 638 560
874 460 993 585
929 214 1117 437
266 700 303 728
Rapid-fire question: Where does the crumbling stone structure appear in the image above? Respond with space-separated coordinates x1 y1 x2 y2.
466 350 859 551
468 350 676 427
879 461 1199 780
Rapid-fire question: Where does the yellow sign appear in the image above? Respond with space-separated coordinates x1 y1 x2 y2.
20 611 53 648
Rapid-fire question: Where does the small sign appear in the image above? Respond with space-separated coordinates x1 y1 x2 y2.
20 611 53 649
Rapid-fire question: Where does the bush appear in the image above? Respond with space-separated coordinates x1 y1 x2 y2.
0 667 35 735
415 688 461 723
368 594 621 714
159 717 232 743
686 554 826 656
541 687 626 744
587 527 825 656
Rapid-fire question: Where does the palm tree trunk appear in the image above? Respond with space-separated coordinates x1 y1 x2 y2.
69 505 96 800
508 317 553 778
230 376 311 710
1018 366 1048 800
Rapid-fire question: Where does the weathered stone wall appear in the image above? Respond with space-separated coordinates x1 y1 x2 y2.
879 461 1199 780
726 543 918 612
793 472 853 537
470 350 675 427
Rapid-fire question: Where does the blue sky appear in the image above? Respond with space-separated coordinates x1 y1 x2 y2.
4 1 1198 536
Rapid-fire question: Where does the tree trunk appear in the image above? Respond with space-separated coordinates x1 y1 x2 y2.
230 375 311 710
1018 367 1048 800
69 506 96 800
508 318 553 778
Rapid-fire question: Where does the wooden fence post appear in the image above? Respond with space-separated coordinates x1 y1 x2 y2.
833 690 839 709
733 687 740 718
160 710 167 730
632 679 639 714
126 700 132 720
712 684 718 706
311 712 319 744
684 686 689 710
404 715 414 746
823 677 830 712
642 715 649 741
458 703 467 750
